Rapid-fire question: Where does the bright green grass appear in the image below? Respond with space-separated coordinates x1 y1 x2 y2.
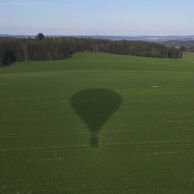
0 52 194 194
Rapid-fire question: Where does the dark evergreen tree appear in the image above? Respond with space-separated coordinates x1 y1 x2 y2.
35 33 45 41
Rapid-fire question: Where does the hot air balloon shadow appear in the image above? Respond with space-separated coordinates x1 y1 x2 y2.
71 88 122 147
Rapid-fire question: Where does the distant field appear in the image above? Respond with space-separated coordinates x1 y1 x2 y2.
0 52 194 194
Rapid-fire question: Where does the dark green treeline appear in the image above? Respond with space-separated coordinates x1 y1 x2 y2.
0 36 182 67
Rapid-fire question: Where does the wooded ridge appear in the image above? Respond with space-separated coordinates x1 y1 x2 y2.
0 35 183 67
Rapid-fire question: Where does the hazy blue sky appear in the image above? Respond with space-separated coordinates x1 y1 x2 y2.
0 0 193 36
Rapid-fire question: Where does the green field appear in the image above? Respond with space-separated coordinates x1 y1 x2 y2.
0 52 194 194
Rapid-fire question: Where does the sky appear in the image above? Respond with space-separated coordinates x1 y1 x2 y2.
0 0 194 36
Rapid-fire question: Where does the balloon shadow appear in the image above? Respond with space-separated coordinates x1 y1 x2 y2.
71 88 122 147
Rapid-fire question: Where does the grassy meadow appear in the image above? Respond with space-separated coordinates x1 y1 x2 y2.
0 52 194 193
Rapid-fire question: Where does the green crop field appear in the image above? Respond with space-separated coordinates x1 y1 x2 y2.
0 52 194 194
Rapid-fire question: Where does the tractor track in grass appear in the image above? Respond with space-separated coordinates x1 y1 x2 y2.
0 140 190 153
0 130 134 138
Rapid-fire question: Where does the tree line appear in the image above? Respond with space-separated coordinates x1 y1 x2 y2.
0 34 183 67
162 40 194 52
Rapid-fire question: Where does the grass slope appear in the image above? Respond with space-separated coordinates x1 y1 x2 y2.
0 52 194 194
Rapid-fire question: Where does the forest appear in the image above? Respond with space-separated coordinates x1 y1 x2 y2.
162 40 194 52
0 33 183 67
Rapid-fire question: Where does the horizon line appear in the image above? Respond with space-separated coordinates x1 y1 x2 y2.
1 33 194 37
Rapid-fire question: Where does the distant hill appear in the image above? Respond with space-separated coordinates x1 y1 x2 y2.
76 35 194 42
0 34 34 39
1 34 194 42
